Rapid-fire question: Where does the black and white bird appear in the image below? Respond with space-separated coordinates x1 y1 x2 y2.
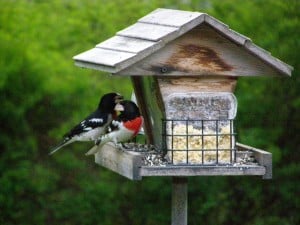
85 100 143 155
49 92 123 155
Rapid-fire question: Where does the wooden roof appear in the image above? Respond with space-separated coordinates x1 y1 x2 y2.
73 8 292 77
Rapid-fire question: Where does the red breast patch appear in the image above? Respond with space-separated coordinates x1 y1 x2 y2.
123 116 143 136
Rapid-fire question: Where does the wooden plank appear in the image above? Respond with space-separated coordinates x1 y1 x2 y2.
172 177 188 225
74 60 116 73
140 165 266 177
157 77 237 94
96 35 158 54
94 143 143 180
74 44 163 74
131 77 155 145
139 8 204 28
131 76 165 149
204 15 249 45
117 22 178 42
90 142 270 180
236 150 254 159
236 143 272 179
73 48 135 67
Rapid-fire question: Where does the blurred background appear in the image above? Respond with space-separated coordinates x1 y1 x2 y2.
0 0 299 224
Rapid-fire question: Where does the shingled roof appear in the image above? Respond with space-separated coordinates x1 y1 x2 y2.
73 8 292 76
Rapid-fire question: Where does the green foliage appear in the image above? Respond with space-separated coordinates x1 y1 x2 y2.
0 0 299 225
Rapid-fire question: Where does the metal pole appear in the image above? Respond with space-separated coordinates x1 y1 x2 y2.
172 177 188 225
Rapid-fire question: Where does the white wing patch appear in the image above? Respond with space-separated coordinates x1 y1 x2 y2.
74 127 105 141
67 115 113 143
89 118 103 123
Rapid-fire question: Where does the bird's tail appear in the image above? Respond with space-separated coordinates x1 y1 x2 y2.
49 138 74 155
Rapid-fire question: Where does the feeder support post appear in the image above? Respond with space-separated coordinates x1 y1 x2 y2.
172 177 188 225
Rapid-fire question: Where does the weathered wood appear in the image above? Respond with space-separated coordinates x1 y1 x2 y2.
158 76 237 94
244 40 292 76
74 60 116 73
74 8 292 76
73 48 135 67
236 150 253 159
117 24 284 76
117 22 178 42
138 8 206 40
74 41 163 73
92 142 270 180
139 8 203 28
131 76 165 148
236 142 272 179
172 177 188 225
96 35 159 54
94 143 143 180
204 15 249 45
139 165 266 177
130 76 155 145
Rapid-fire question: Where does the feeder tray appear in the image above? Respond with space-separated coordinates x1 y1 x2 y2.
90 142 271 180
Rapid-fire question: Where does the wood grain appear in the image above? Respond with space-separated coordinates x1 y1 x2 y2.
94 143 143 180
118 25 283 76
158 76 237 95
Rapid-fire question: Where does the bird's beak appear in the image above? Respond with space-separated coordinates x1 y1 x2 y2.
114 94 123 104
114 103 124 111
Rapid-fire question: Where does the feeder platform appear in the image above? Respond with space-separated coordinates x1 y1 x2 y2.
91 142 272 180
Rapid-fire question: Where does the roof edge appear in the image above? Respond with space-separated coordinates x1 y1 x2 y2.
244 40 293 76
74 60 117 73
204 14 293 76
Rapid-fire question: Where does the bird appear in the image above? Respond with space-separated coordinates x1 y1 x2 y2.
85 100 143 155
49 92 123 155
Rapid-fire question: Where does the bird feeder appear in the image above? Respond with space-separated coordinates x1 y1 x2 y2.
73 8 292 225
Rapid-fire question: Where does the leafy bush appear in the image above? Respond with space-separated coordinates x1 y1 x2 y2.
0 0 299 225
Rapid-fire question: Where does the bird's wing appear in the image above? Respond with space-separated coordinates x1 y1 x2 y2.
64 111 109 139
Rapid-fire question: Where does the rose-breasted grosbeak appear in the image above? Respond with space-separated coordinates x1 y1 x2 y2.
85 100 143 155
49 92 123 155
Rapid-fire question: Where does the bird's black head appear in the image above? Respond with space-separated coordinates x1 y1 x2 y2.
98 92 123 113
115 100 141 121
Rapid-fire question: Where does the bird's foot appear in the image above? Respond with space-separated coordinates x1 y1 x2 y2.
115 143 124 151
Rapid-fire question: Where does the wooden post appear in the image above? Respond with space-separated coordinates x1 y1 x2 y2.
172 177 188 225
